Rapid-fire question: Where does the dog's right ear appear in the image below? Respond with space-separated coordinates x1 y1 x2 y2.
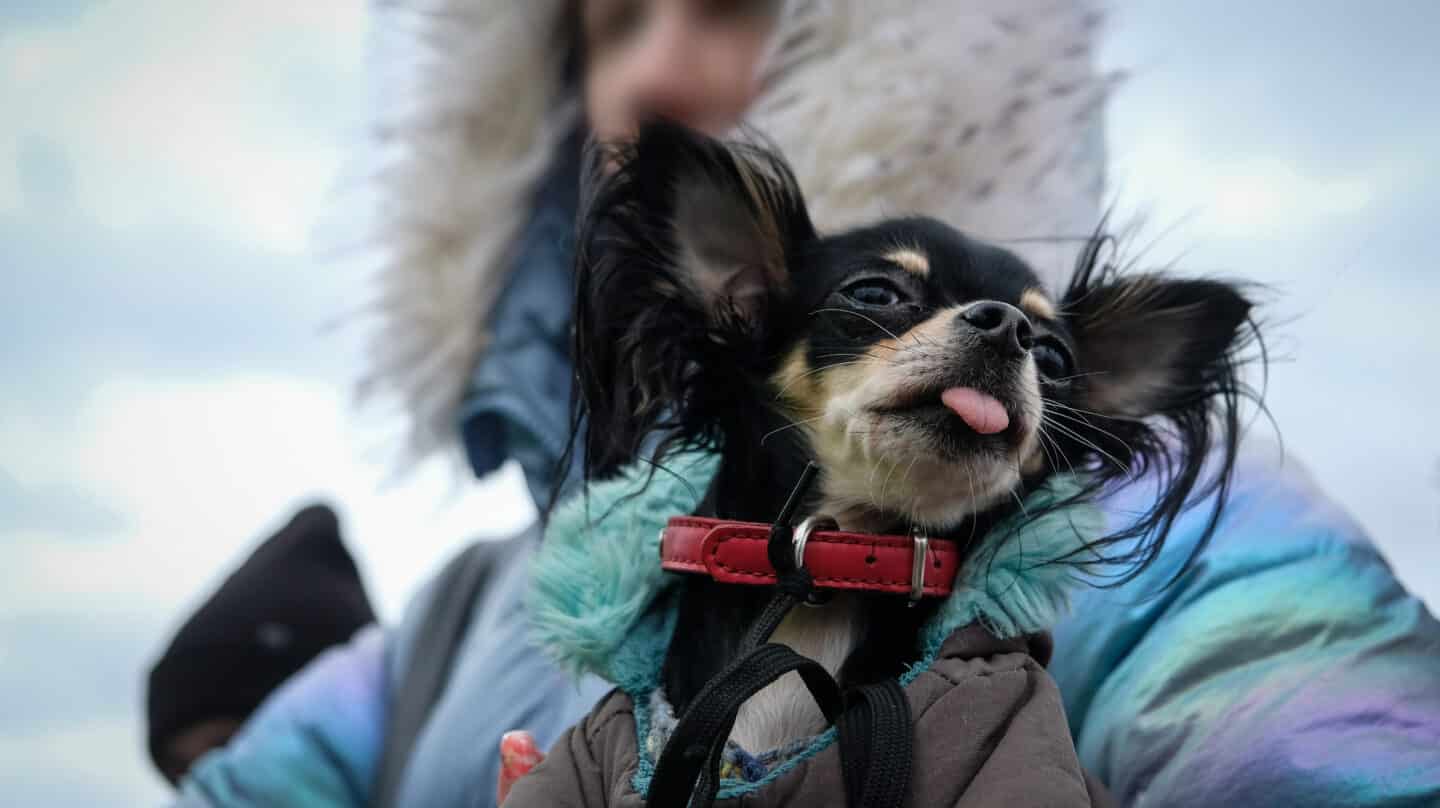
573 122 816 478
580 121 817 328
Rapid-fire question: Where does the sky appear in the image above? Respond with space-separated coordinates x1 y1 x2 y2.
1 1 1437 804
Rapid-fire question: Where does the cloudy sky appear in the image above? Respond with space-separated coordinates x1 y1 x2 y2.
1 1 1436 804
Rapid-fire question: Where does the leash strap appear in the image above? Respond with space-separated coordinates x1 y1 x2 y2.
839 680 913 807
646 642 844 805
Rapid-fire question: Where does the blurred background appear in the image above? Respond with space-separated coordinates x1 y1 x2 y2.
1 0 1435 804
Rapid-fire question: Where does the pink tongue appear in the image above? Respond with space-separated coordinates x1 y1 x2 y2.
941 387 1010 435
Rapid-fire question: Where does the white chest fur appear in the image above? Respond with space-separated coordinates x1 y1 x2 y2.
727 594 865 753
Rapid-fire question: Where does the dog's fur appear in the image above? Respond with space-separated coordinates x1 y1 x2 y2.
569 123 1255 751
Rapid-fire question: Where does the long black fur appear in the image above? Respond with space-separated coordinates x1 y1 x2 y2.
1035 235 1263 585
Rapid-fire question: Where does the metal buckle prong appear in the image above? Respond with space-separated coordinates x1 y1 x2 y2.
792 515 838 607
792 515 838 570
908 527 929 605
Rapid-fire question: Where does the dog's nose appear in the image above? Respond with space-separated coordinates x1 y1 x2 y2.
960 301 1034 357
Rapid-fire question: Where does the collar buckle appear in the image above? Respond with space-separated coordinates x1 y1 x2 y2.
908 527 930 605
792 515 838 607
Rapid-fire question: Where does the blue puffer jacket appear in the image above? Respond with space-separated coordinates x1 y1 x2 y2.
175 157 1440 808
1052 443 1440 806
175 444 1440 808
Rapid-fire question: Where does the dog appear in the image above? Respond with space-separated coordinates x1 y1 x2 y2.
569 121 1255 753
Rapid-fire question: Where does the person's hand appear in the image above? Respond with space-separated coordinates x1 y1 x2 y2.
496 730 544 805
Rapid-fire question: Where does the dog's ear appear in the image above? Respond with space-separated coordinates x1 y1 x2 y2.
572 122 816 479
1063 271 1252 419
1047 246 1261 590
581 121 816 329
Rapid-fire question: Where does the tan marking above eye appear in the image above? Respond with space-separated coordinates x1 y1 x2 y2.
1020 287 1057 321
883 248 930 277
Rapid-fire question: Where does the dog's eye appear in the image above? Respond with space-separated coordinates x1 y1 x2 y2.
842 279 904 307
1032 339 1073 380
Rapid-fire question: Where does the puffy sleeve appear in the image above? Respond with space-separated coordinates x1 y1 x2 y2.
1050 442 1440 806
171 541 461 807
501 690 637 808
175 625 388 807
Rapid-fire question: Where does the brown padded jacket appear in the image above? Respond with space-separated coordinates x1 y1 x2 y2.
504 625 1114 807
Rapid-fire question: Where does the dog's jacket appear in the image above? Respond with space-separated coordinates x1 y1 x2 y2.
507 452 1115 806
508 630 1113 807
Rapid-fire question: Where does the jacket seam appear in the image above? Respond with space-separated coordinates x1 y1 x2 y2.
584 705 636 747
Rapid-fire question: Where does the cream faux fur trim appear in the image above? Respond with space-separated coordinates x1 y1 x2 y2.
352 0 1108 462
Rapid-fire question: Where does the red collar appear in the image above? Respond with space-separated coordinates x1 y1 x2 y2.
660 516 962 600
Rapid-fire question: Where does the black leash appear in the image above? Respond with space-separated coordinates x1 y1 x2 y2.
647 643 843 803
646 463 913 807
838 680 913 807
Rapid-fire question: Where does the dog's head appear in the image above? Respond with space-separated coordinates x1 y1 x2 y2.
573 123 1256 575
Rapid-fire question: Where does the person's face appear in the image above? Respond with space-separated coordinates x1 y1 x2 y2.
582 0 777 141
161 717 241 786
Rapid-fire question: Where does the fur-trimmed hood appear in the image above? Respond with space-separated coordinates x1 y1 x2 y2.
353 0 1108 460
528 449 1103 690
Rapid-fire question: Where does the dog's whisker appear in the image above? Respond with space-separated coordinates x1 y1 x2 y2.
1041 397 1136 423
960 457 985 551
1008 486 1029 520
774 359 869 399
1034 425 1066 476
879 454 903 511
759 413 832 445
858 341 902 354
1042 426 1082 479
1004 447 1029 519
1041 408 1135 454
812 352 901 368
1041 406 1134 451
811 307 904 342
869 450 898 505
901 454 921 506
1040 414 1114 457
865 448 884 496
1044 370 1112 384
1041 415 1132 475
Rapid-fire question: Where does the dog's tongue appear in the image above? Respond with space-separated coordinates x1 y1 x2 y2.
941 387 1010 435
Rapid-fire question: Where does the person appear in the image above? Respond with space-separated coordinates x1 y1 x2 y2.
146 503 376 786
174 1 1440 806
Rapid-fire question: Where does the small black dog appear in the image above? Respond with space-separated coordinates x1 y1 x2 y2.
570 122 1255 752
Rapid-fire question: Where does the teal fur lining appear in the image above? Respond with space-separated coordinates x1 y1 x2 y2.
531 448 1101 798
631 689 657 794
529 450 716 688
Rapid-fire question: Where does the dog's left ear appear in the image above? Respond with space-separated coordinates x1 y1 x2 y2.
1054 248 1259 589
1063 271 1253 419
